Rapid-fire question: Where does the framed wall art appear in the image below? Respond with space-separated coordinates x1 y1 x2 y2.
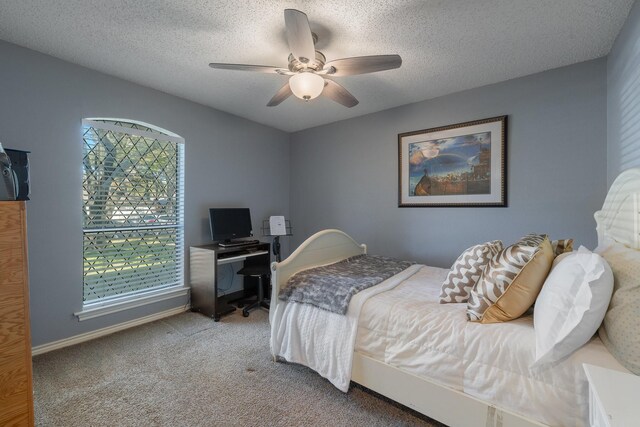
398 115 507 207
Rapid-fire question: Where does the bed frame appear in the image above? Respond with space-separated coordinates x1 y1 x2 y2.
270 168 640 427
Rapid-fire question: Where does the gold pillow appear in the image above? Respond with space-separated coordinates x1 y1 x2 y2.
467 234 554 323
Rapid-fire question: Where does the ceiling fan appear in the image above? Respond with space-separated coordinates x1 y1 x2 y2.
208 9 402 108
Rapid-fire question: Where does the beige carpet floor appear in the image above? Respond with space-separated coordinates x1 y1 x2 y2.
33 309 441 426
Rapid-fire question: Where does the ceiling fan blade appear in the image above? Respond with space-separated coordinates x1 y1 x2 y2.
322 80 359 108
267 82 293 107
324 55 402 76
208 63 282 73
284 9 316 64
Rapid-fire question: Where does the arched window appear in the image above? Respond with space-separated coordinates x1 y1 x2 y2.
79 119 185 316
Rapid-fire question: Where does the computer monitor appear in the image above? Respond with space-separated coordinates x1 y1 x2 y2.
209 208 253 243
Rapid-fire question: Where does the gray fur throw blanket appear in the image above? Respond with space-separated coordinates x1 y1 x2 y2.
279 254 412 314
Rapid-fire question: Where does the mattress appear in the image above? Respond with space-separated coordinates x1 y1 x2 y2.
355 265 627 427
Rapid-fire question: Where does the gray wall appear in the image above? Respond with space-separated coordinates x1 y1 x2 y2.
0 34 615 347
608 0 640 185
0 40 290 347
290 59 607 268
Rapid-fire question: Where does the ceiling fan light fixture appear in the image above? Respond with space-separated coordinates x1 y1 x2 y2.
289 72 324 101
209 9 401 108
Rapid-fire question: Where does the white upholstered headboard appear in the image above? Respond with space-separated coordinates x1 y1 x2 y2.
594 168 640 249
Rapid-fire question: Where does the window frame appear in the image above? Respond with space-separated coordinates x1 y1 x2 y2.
75 118 187 321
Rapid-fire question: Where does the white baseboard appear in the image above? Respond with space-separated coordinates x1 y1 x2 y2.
32 306 189 356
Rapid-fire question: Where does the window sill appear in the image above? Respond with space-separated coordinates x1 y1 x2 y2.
74 286 190 321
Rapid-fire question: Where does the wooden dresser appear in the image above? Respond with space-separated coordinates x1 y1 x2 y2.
0 201 34 426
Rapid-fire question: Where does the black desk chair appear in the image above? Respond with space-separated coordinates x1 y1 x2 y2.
236 265 270 317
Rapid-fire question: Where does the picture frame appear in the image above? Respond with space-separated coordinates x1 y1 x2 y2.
398 115 507 207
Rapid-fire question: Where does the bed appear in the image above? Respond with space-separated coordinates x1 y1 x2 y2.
269 168 640 427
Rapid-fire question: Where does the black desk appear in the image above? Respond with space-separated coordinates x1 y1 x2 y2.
189 242 270 321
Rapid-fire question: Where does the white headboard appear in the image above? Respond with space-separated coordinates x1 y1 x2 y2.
594 168 640 249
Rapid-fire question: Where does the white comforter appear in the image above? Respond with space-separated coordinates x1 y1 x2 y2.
356 265 627 427
270 264 423 391
271 265 627 426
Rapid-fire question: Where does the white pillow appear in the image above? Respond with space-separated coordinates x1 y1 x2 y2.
533 246 613 366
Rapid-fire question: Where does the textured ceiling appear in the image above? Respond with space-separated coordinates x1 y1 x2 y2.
0 0 634 132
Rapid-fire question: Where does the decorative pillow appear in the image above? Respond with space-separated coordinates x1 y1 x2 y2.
467 234 554 323
596 241 640 374
439 240 503 303
533 247 613 366
551 239 574 257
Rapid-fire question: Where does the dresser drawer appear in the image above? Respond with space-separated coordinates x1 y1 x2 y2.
0 204 24 248
0 247 26 284
0 354 31 426
0 281 27 365
0 201 32 426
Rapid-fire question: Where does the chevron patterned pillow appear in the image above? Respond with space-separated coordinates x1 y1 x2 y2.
467 233 554 323
439 240 503 304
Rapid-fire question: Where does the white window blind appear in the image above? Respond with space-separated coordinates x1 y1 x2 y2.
81 119 185 306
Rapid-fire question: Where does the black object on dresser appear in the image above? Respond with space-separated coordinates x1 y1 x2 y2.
189 241 270 321
5 149 30 200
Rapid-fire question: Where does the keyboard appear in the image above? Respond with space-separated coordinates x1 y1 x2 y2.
218 240 259 248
